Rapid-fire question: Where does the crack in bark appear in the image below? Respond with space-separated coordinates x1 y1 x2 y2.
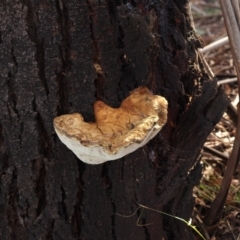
86 0 105 101
55 0 71 113
31 157 46 219
24 0 50 96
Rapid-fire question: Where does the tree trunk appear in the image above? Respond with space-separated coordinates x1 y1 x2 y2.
0 0 228 239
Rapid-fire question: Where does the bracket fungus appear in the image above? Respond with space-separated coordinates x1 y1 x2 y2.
53 87 168 164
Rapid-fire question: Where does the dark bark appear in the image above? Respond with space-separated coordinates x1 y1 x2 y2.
0 0 228 240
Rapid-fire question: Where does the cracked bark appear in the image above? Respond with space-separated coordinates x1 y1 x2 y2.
0 1 229 240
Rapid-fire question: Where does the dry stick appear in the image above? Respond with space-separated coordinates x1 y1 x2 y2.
198 51 214 78
195 214 210 240
191 4 207 16
204 0 240 225
193 13 223 21
231 0 240 29
218 77 237 85
226 103 238 127
200 36 229 54
203 145 229 160
198 2 221 9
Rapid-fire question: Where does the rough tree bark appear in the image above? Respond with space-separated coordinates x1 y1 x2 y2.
0 0 229 240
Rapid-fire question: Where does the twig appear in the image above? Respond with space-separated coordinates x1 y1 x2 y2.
198 2 221 9
193 13 223 21
198 51 214 78
194 213 210 240
203 145 229 160
200 36 229 54
226 103 238 127
191 4 207 16
218 77 237 85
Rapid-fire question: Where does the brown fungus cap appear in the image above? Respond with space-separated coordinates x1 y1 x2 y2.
53 87 168 164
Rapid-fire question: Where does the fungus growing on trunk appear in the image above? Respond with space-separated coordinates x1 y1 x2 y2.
53 87 168 164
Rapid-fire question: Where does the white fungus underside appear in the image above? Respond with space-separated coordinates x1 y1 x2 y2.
55 124 161 164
